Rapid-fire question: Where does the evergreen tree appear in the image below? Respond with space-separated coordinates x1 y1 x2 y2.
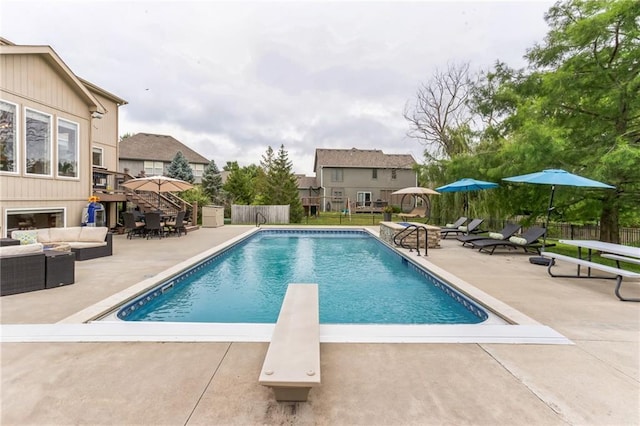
222 161 258 205
201 159 223 203
261 145 304 223
167 151 195 183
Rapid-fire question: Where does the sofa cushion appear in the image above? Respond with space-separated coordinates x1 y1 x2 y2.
67 241 107 249
37 228 52 243
0 243 44 257
49 227 82 243
78 227 108 243
10 230 39 245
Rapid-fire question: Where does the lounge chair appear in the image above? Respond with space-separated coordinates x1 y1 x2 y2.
472 226 547 255
441 218 483 239
457 222 521 247
438 216 467 231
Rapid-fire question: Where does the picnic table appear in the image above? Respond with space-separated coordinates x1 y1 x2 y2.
541 240 640 302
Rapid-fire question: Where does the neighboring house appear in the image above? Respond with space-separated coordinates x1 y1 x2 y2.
119 133 210 183
296 174 321 216
313 148 417 212
0 38 127 237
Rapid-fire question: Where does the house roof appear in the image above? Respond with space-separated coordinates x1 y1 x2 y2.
313 148 416 171
0 38 121 114
119 133 210 164
296 174 319 189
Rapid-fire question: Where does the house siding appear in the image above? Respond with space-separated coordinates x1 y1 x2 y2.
0 47 124 235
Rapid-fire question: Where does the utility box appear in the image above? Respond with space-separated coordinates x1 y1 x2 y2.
202 206 224 228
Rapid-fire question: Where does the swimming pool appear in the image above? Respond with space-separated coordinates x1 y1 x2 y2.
115 229 488 324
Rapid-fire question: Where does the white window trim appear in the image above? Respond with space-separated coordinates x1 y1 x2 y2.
0 99 20 175
92 146 104 167
4 207 67 237
57 117 80 180
24 107 53 177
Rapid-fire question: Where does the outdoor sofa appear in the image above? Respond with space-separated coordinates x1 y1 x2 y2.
0 243 46 296
11 227 113 261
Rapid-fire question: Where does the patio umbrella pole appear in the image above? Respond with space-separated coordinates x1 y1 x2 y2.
529 185 556 266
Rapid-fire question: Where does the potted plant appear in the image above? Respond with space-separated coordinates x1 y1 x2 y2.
382 205 394 221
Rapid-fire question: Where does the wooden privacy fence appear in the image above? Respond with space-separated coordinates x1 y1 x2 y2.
231 205 290 225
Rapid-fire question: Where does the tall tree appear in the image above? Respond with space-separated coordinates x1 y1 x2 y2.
521 0 640 241
259 145 304 223
167 151 195 183
404 62 476 161
222 161 258 205
201 159 223 203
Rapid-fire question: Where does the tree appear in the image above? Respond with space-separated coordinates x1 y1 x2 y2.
517 0 640 241
201 159 223 203
222 161 259 205
167 151 194 183
261 145 304 223
404 62 477 161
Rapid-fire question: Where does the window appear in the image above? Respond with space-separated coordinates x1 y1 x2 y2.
144 160 164 176
57 119 79 178
391 169 397 180
0 100 18 173
357 191 372 207
25 108 52 176
92 147 104 167
191 163 204 178
331 168 343 182
372 169 377 179
5 208 65 235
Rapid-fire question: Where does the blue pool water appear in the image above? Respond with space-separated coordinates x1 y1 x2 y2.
118 230 487 324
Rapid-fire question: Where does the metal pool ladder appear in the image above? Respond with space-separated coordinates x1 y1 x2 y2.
393 224 429 256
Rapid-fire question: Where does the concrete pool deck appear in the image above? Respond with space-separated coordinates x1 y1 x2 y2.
1 226 639 425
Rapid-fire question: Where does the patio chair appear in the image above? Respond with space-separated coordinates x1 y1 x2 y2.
164 211 187 237
122 212 145 239
144 212 164 239
457 222 521 247
472 226 547 255
441 218 483 239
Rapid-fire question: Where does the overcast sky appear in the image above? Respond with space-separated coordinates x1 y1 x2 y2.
3 0 554 175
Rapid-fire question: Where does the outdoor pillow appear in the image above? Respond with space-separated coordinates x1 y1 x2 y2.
10 230 39 245
457 226 468 232
509 236 528 246
445 223 455 228
489 232 504 240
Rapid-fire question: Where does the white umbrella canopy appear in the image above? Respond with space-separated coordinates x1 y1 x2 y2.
122 175 194 192
391 186 440 196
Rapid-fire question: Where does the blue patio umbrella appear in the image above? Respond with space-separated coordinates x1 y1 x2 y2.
502 169 615 265
436 178 499 216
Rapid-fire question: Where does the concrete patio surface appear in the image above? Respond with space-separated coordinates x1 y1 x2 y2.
1 226 638 425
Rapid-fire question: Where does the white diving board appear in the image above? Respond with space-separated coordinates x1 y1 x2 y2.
258 283 321 401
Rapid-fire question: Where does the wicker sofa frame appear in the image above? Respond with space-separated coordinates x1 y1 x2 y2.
72 232 113 261
0 252 46 296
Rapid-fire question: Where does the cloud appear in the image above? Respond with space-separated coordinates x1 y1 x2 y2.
2 0 554 175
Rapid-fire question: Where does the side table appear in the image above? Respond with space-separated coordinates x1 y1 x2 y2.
44 251 75 288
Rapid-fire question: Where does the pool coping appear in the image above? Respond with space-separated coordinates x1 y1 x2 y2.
2 226 571 345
